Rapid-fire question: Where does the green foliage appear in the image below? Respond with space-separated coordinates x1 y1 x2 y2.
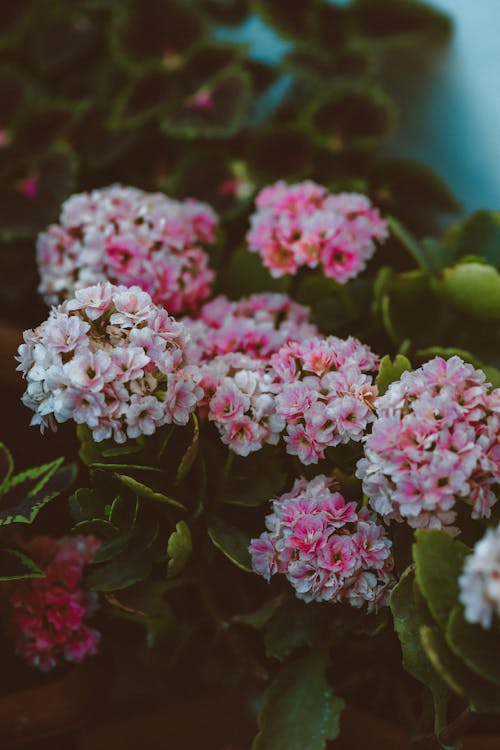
0 547 44 582
390 568 449 732
413 530 469 630
375 354 412 395
434 262 500 320
392 530 500 738
167 521 192 577
253 649 344 750
207 515 252 572
0 447 76 583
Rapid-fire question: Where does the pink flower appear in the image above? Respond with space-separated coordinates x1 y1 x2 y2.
3 536 100 672
247 181 387 282
37 185 218 312
250 475 394 609
18 283 200 442
357 356 500 532
272 336 378 465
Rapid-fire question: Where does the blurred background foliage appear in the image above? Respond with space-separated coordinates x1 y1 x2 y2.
0 0 461 327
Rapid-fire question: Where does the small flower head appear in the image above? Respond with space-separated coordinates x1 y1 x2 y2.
37 185 218 313
271 336 379 465
357 356 500 531
247 181 388 282
250 475 394 609
3 535 100 671
17 282 202 442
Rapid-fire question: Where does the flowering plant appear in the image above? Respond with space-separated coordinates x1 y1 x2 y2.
6 172 500 750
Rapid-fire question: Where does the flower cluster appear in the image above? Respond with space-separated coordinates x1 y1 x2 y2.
197 353 284 456
3 535 100 671
37 185 218 313
250 475 394 609
271 336 379 465
357 356 500 531
183 292 318 363
459 525 500 629
247 180 388 282
17 282 202 443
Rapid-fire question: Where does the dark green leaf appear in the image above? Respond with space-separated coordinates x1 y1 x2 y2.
207 516 252 572
0 443 14 491
421 626 500 714
253 649 344 750
0 547 44 582
265 603 322 662
390 567 449 732
413 530 469 630
352 0 451 42
443 211 500 268
0 463 76 526
176 414 199 483
87 551 152 592
162 68 252 138
446 607 500 688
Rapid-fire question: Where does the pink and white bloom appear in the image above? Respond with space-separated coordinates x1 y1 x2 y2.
37 185 218 313
250 475 394 609
357 356 500 532
247 181 388 282
17 283 200 442
272 336 379 465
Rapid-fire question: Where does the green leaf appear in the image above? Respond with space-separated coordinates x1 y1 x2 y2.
443 211 500 268
0 443 14 492
352 0 451 43
232 595 286 629
109 495 139 531
381 270 443 347
207 516 252 572
434 262 500 320
218 247 290 297
114 473 185 510
371 159 459 228
111 0 205 71
375 354 412 396
253 649 344 750
265 602 322 662
167 520 192 577
390 567 449 732
161 68 252 138
420 625 500 714
0 547 45 582
306 86 397 152
0 463 76 526
8 456 64 494
176 414 199 483
446 607 500 687
69 487 103 521
253 0 318 41
219 471 286 507
413 530 470 630
388 216 435 272
91 463 161 473
87 552 152 592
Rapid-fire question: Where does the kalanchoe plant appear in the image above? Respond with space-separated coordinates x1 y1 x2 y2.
9 171 500 750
